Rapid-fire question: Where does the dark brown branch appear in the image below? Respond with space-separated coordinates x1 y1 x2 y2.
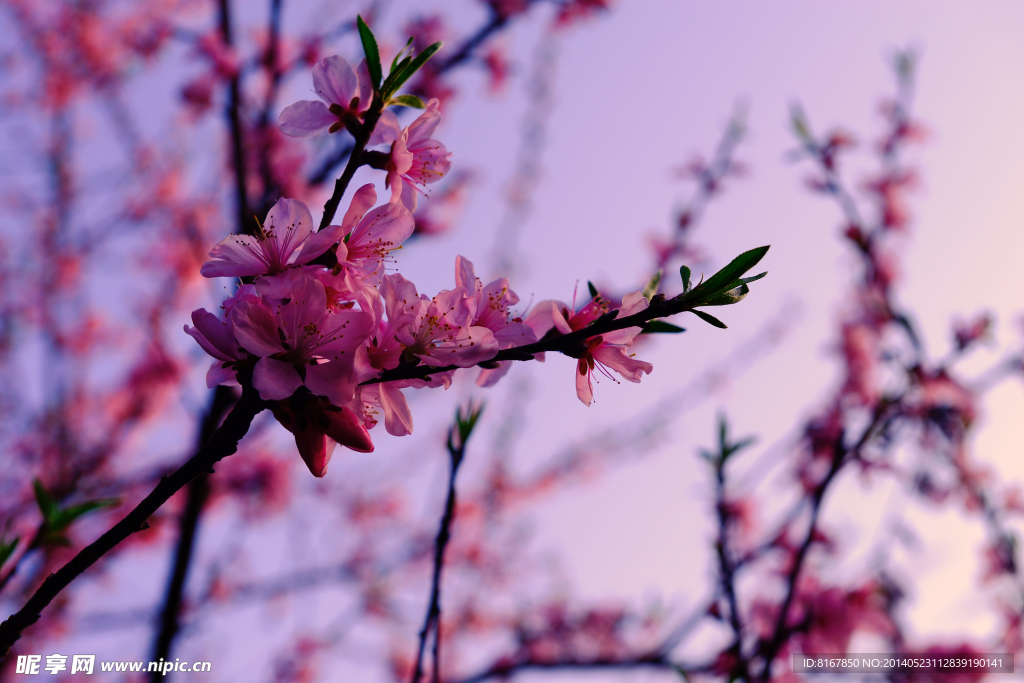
362 286 761 387
148 385 237 679
411 416 472 683
219 0 252 236
755 397 899 681
0 384 267 656
319 101 383 231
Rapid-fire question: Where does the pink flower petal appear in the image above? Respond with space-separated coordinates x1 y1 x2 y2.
592 345 653 382
230 300 285 357
201 234 269 278
321 405 375 452
294 428 333 477
253 357 303 400
576 359 594 406
206 361 238 388
185 309 236 361
264 197 314 269
341 183 377 232
279 99 336 137
406 98 442 147
312 55 357 107
378 383 413 436
369 110 401 146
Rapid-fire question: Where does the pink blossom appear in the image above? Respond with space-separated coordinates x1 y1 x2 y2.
270 395 373 477
229 276 373 405
279 55 372 137
371 99 452 211
454 256 535 386
526 289 653 405
331 183 415 292
380 273 498 368
184 284 261 387
200 198 340 278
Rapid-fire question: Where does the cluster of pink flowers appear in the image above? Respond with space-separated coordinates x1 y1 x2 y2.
186 54 653 476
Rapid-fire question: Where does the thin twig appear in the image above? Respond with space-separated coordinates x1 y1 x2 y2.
0 384 267 656
410 409 476 683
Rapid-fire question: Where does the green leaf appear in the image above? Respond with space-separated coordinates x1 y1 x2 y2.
702 283 749 306
641 321 685 334
587 281 599 299
679 265 692 293
791 103 812 143
696 246 769 299
50 499 118 533
738 271 767 286
691 309 727 329
382 41 442 99
357 16 382 91
641 270 662 300
391 36 414 73
0 535 18 569
389 94 426 109
33 479 57 523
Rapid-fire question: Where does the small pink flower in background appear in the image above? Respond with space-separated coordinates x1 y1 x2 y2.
527 289 653 406
380 273 498 368
482 45 510 94
279 55 372 137
404 14 446 52
194 30 239 79
200 198 339 278
184 284 261 387
953 313 992 352
371 99 452 211
229 276 373 406
454 256 535 386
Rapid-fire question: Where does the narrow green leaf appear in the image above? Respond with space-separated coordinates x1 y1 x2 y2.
738 271 767 285
51 499 118 532
680 265 692 293
356 16 382 91
641 270 662 300
692 309 727 329
389 94 426 109
382 41 442 99
33 480 56 523
382 56 413 95
391 36 414 73
702 283 749 306
0 536 18 568
641 321 685 334
695 246 769 299
791 103 812 143
587 281 599 299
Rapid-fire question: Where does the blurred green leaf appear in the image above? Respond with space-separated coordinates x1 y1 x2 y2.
791 103 813 143
33 479 56 523
0 534 18 569
587 281 599 299
641 270 662 300
389 94 426 109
